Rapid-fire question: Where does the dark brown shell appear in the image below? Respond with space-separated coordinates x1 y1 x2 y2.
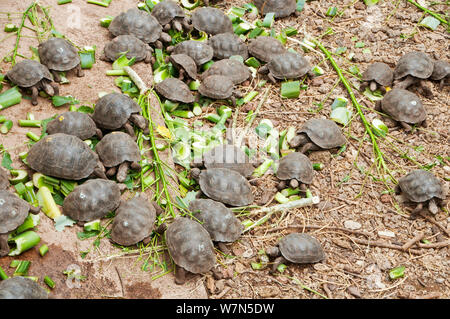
155 78 195 103
201 59 251 85
63 179 121 222
208 32 248 60
198 75 234 99
202 144 254 177
46 112 98 140
279 233 325 264
109 8 162 44
430 60 450 81
27 133 99 180
110 196 156 246
103 35 152 62
198 168 254 206
38 38 80 72
276 152 313 184
172 40 213 66
6 60 53 87
189 199 243 242
380 88 426 124
0 167 9 190
170 54 198 80
248 36 286 63
0 276 48 299
362 62 394 86
95 132 141 167
298 119 346 150
165 217 216 274
0 190 30 234
92 92 142 130
191 7 233 35
394 51 434 80
151 0 185 25
254 0 297 18
267 52 311 79
398 169 445 203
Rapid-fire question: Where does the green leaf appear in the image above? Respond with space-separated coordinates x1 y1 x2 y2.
326 7 338 17
330 107 352 126
355 41 365 48
419 16 440 31
331 97 348 110
364 0 379 5
54 215 76 232
255 123 273 138
348 65 361 76
389 266 405 280
77 230 100 240
372 119 388 137
51 95 80 107
76 105 95 114
363 87 384 101
281 81 300 99
335 47 347 55
262 12 275 28
296 0 305 12
1 150 13 170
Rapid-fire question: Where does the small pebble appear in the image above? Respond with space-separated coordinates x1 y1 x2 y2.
378 230 396 238
344 220 362 230
347 286 361 298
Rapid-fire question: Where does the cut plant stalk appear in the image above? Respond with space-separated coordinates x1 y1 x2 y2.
36 186 62 220
100 16 113 27
9 169 28 185
0 266 8 280
8 231 41 256
252 159 273 177
39 244 49 257
1 120 13 134
0 87 22 110
44 275 55 288
13 260 31 276
87 0 111 7
405 0 449 25
19 120 41 127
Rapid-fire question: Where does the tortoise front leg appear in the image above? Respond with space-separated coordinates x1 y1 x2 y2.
428 198 439 215
289 179 299 189
75 63 84 77
394 75 417 90
0 234 9 257
417 80 433 99
271 256 288 273
95 128 103 140
94 162 108 180
106 166 117 178
289 133 309 149
130 161 141 172
300 142 321 154
175 265 187 285
160 32 172 44
29 205 41 215
123 122 137 140
217 242 230 255
172 19 182 32
51 70 61 82
144 50 152 64
399 121 413 132
116 161 130 183
360 81 369 92
129 114 149 134
31 86 39 106
411 202 424 217
267 72 277 84
49 82 59 96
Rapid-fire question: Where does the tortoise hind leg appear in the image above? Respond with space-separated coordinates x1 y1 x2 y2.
409 202 424 219
428 198 439 215
399 121 413 132
116 162 130 183
0 234 10 257
75 63 84 77
300 142 321 154
175 265 187 285
394 75 417 90
93 162 108 180
217 242 230 255
31 86 39 106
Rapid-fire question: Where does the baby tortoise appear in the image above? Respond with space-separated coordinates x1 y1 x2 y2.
155 78 195 104
0 190 40 257
200 59 251 85
101 35 154 64
27 133 107 180
63 179 122 222
46 111 103 140
165 217 216 285
266 233 325 273
0 276 48 299
167 40 214 66
276 152 313 190
361 62 394 93
248 36 286 63
191 7 233 36
254 0 299 18
95 131 141 183
92 92 149 139
289 118 346 154
430 60 450 88
38 37 83 82
395 169 446 217
0 167 9 190
198 75 243 106
375 88 427 132
151 0 191 32
167 54 198 82
191 167 254 207
208 32 248 60
6 59 59 106
108 8 171 49
258 51 312 83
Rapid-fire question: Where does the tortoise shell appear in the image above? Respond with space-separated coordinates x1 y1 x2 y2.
248 36 286 63
380 88 426 124
103 35 152 62
201 59 251 85
198 168 254 206
189 199 243 243
279 233 325 264
110 196 156 246
208 32 248 60
172 40 214 66
170 54 198 80
63 179 121 222
202 144 254 177
191 7 233 35
27 133 100 180
430 60 450 81
394 51 434 80
276 152 313 184
109 8 162 44
151 0 185 25
0 167 9 190
95 132 141 168
254 0 297 18
7 60 53 87
298 118 346 150
198 75 234 100
0 190 30 234
92 92 142 130
165 217 216 274
38 37 80 72
0 277 48 299
46 111 98 140
362 62 394 86
266 51 311 79
155 78 195 103
398 169 445 203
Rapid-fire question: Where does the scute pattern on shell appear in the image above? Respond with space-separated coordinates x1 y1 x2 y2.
201 59 251 85
362 62 394 86
165 217 216 274
198 168 254 206
254 0 297 18
27 133 99 180
276 152 313 184
110 196 156 246
151 0 185 25
0 167 9 190
0 277 48 299
46 112 98 140
267 52 311 79
63 179 121 222
172 40 213 65
6 60 53 87
95 132 141 167
191 7 233 35
202 144 254 177
298 118 346 150
208 33 248 60
38 38 80 71
380 89 426 123
394 51 434 80
279 233 325 264
398 169 445 203
430 60 450 81
198 75 234 100
104 35 150 62
0 190 30 233
155 78 195 103
189 199 243 242
109 8 162 43
170 54 197 80
248 36 286 63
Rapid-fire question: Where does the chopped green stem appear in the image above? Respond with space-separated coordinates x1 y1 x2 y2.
8 231 41 256
11 3 37 65
58 0 72 4
405 0 449 25
1 120 13 134
39 244 49 257
19 120 41 127
0 87 22 110
13 260 31 276
44 275 55 288
0 266 8 280
87 0 111 7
